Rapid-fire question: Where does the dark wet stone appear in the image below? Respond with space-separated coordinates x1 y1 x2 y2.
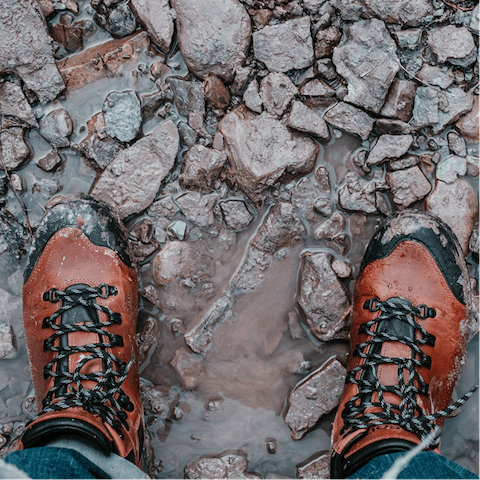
51 22 83 54
94 2 137 39
297 252 351 342
219 106 318 203
130 0 174 52
387 154 419 171
313 197 334 217
296 452 330 479
137 317 158 367
170 317 186 335
204 74 230 109
141 89 168 119
243 80 263 113
315 26 340 59
230 65 254 96
130 219 160 262
36 150 63 172
425 178 478 254
456 95 479 142
315 166 331 196
410 87 439 130
167 78 205 119
91 120 178 219
172 0 251 82
39 109 73 148
470 223 479 256
140 378 179 416
171 350 205 389
313 212 346 240
185 451 262 479
178 122 198 148
253 16 314 73
176 192 218 228
332 19 399 114
287 100 330 142
180 145 227 193
285 357 346 440
447 132 467 157
363 0 433 26
436 155 467 184
324 102 374 141
220 200 254 231
0 322 17 359
367 134 413 167
329 0 365 21
141 284 161 308
0 0 65 103
392 28 422 50
259 73 298 117
386 166 431 208
102 90 141 143
0 80 37 128
379 79 417 123
0 128 29 171
426 26 476 67
417 65 455 90
315 58 337 81
373 119 413 136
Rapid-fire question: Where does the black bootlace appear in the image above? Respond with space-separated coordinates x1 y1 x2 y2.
341 297 478 448
29 284 134 437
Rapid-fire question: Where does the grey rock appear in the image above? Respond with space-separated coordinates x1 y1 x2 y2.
285 357 346 440
0 80 37 128
313 197 334 216
379 79 417 122
367 134 413 166
432 88 474 135
436 155 467 184
171 350 205 389
329 0 365 21
0 289 21 330
363 0 433 26
171 0 251 82
37 150 63 172
388 154 419 171
315 26 341 59
392 28 422 50
374 119 412 136
185 451 262 479
456 95 479 142
178 121 198 148
130 0 174 53
410 87 439 130
253 17 314 73
466 155 479 177
338 172 388 214
287 100 330 142
0 322 17 359
95 3 137 39
167 78 205 118
292 177 324 221
153 241 195 286
417 65 455 90
315 58 337 81
167 220 187 241
0 127 29 171
39 109 73 148
259 73 298 117
140 379 178 416
386 166 431 208
470 223 479 255
299 79 335 99
332 19 399 114
0 0 65 103
313 212 346 240
324 102 374 141
175 192 218 228
102 90 142 143
230 65 254 96
425 178 478 254
297 252 351 342
220 200 254 231
149 196 180 219
180 145 227 193
447 132 467 157
296 452 330 479
243 80 263 113
303 0 326 14
426 26 476 67
91 120 179 219
219 106 318 202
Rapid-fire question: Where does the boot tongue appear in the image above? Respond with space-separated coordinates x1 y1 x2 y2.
62 284 100 325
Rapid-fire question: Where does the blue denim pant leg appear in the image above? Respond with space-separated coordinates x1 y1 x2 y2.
350 451 478 479
3 447 110 479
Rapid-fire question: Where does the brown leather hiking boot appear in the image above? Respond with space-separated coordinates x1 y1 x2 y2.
20 195 145 469
330 210 478 478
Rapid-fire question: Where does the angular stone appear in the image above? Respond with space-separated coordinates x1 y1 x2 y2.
456 95 479 142
171 350 204 389
180 145 227 193
292 177 323 221
313 212 346 240
447 132 466 157
0 0 65 103
0 127 29 171
203 74 230 109
93 3 137 39
470 223 479 256
466 155 479 178
130 0 174 53
332 19 399 114
102 90 141 143
153 241 195 286
0 289 21 328
392 28 422 50
140 379 178 417
363 0 433 26
425 178 478 254
175 192 218 228
51 22 83 54
410 87 439 130
91 120 178 219
220 200 254 231
253 17 314 73
331 259 351 278
137 317 158 367
386 166 431 208
285 357 346 440
0 81 37 128
426 26 476 67
297 252 351 342
417 65 455 90
259 73 298 117
171 0 251 82
324 102 374 141
0 322 17 359
37 150 63 172
219 106 318 202
433 88 474 135
374 119 412 136
287 100 330 142
296 452 330 479
167 78 205 118
243 80 263 113
338 172 387 214
315 26 341 59
436 155 467 184
149 196 179 219
315 58 337 81
299 79 335 99
313 197 334 216
367 134 413 166
387 154 419 171
39 109 73 148
379 79 417 122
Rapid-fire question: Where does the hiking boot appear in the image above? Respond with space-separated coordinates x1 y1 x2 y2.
20 195 145 469
330 210 477 478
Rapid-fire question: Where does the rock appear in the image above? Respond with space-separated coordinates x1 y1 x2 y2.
313 197 334 216
51 22 83 54
296 452 330 479
374 119 412 136
436 155 467 184
171 0 251 82
178 122 198 148
426 26 476 67
253 17 314 73
292 177 324 221
185 451 262 479
0 128 29 171
141 284 161 308
285 357 346 440
150 60 170 79
315 26 341 59
102 90 141 143
416 65 455 90
447 132 467 157
171 350 205 389
455 95 479 142
204 74 230 109
324 102 374 141
386 166 431 208
379 79 417 122
220 200 254 231
230 65 254 96
78 112 124 170
249 9 273 30
167 78 205 119
363 0 433 26
37 150 63 172
332 19 399 114
338 172 388 214
0 289 21 331
93 3 137 39
313 212 346 240
297 252 351 342
175 192 218 228
137 317 158 367
410 87 439 130
39 108 73 148
0 322 17 359
433 88 474 135
0 80 38 128
299 79 335 99
303 0 325 14
331 259 351 278
259 73 298 117
91 119 179 219
425 178 477 254
315 58 337 81
387 154 419 171
466 156 479 177
244 80 263 113
140 379 178 416
470 223 479 255
149 196 180 219
0 0 65 103
392 28 422 50
287 100 330 142
180 145 227 193
56 31 150 91
152 241 196 285
130 219 160 262
329 0 365 21
219 106 318 202
367 134 413 166
130 0 174 53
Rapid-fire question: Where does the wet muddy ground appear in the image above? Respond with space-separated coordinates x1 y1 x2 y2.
0 0 478 477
